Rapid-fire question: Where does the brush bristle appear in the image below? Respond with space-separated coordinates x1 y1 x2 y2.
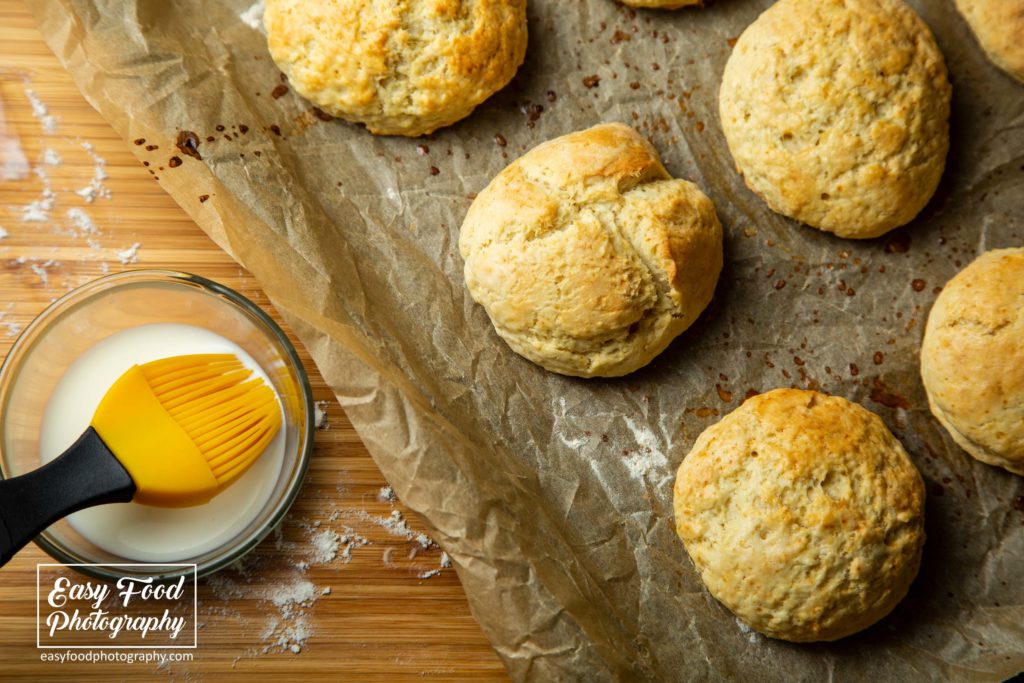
139 354 281 487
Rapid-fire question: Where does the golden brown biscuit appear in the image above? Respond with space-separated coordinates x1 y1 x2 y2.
719 0 951 239
674 389 925 642
955 0 1024 83
921 248 1024 475
264 0 527 137
459 123 723 378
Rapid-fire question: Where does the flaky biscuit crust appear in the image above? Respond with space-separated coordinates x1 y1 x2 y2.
264 0 527 137
674 389 925 642
955 0 1024 83
921 248 1024 475
459 123 723 378
719 0 951 239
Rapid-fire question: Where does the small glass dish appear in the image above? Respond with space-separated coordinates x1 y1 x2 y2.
0 270 314 581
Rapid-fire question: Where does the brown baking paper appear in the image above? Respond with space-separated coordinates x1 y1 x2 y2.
29 1 1024 679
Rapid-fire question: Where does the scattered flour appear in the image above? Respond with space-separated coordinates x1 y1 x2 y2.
0 307 21 338
117 242 141 264
338 527 370 563
346 509 434 549
29 260 57 286
554 397 592 449
558 432 590 449
736 618 760 643
66 207 98 235
417 552 453 580
269 580 317 614
239 1 266 31
21 166 55 222
314 400 331 429
7 84 131 285
198 501 451 665
377 485 397 503
621 417 670 485
207 572 322 656
309 529 341 564
24 86 58 134
76 141 111 203
0 98 29 181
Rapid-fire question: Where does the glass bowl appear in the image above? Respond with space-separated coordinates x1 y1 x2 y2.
0 270 313 581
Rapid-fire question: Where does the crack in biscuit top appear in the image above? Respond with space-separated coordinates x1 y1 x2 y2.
459 123 723 377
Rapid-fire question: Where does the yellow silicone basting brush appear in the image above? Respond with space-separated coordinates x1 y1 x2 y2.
0 354 281 566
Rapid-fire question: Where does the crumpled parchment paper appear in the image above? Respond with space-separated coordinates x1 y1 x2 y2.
31 1 1024 679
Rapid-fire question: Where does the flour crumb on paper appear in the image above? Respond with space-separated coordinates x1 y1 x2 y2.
621 417 670 485
239 1 265 31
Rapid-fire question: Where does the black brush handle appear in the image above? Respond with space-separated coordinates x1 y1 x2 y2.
0 427 135 567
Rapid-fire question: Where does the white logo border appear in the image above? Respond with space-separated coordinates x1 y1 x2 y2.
36 563 198 649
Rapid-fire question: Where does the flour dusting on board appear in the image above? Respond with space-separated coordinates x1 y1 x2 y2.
377 485 397 503
0 98 29 180
24 85 58 134
4 83 136 296
76 141 112 203
195 479 453 667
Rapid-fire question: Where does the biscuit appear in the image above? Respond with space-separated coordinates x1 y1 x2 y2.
459 123 723 378
955 0 1024 83
921 248 1024 475
718 0 951 239
620 0 701 8
264 0 527 137
673 389 925 642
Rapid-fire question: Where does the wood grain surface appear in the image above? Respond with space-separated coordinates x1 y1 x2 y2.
0 3 507 680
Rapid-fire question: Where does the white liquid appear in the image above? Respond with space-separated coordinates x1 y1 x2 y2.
39 323 285 562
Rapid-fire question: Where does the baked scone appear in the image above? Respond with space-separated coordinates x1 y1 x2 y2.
459 123 723 378
264 0 527 137
620 0 701 8
955 0 1024 83
719 0 951 239
921 248 1024 475
674 389 926 642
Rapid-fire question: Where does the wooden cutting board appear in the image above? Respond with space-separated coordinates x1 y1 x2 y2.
0 3 506 680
